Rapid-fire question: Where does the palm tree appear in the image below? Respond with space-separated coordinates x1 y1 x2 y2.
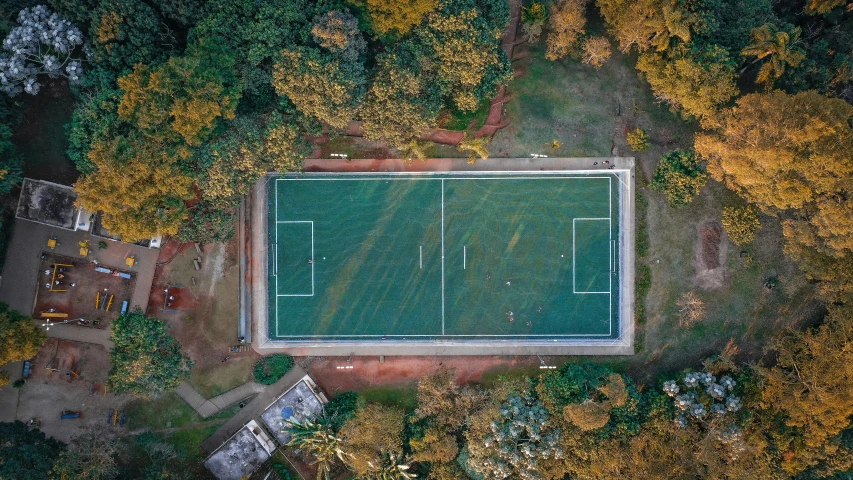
286 416 348 480
361 451 418 480
740 24 806 85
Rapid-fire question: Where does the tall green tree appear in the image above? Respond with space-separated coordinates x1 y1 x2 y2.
0 304 46 387
107 312 193 398
637 45 739 119
0 422 65 480
272 47 365 129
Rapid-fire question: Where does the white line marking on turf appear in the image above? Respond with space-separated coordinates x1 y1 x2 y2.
573 218 611 294
463 246 466 270
277 221 315 297
441 179 445 336
420 245 423 269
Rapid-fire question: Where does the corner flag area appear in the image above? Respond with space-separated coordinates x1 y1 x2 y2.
267 172 627 342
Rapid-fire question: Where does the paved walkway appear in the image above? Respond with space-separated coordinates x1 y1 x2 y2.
200 365 307 453
176 381 264 419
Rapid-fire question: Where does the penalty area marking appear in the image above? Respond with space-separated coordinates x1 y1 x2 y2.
277 220 315 297
572 218 612 294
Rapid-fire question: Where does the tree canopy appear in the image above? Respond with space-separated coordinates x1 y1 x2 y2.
107 312 193 397
0 304 46 387
0 422 65 480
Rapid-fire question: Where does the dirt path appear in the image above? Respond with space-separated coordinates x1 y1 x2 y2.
304 355 548 395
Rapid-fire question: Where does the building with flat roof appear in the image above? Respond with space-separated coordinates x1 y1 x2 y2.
260 375 327 446
203 420 276 480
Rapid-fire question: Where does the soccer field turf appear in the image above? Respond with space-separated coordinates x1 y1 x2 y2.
268 173 621 340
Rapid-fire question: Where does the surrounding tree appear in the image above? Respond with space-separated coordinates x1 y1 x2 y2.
521 2 546 43
360 51 441 149
761 305 853 449
637 45 739 119
0 5 85 96
340 404 407 477
626 128 649 151
0 123 22 195
107 312 193 397
721 206 761 245
116 39 241 147
695 90 853 256
545 0 586 61
0 303 46 387
286 416 348 480
87 0 172 87
50 430 119 480
175 204 236 244
805 0 848 14
365 0 439 36
596 0 698 53
74 133 194 242
0 422 65 480
741 24 806 86
466 392 563 479
582 36 611 68
312 10 366 63
458 134 490 164
418 2 512 112
651 149 708 207
273 47 365 129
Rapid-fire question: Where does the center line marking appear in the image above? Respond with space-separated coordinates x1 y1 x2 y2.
441 179 445 336
463 246 466 269
420 245 423 269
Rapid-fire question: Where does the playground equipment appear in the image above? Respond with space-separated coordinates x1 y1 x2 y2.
44 343 81 378
60 411 80 419
107 409 126 426
48 263 73 292
46 237 57 249
78 240 89 256
125 255 136 267
40 312 68 319
95 292 115 311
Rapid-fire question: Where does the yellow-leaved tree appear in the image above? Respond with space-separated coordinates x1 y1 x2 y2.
75 134 194 242
695 90 853 255
365 0 439 36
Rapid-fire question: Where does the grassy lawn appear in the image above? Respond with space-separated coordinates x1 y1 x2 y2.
490 42 695 163
189 356 256 398
358 384 419 412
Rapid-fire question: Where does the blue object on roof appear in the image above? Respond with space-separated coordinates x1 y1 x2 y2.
281 407 294 420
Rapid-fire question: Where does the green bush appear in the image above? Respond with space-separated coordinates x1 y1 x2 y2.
325 391 360 431
722 205 761 245
626 128 650 151
636 190 649 258
253 354 294 385
651 149 708 207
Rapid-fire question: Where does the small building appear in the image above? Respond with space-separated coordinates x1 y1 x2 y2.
260 375 327 446
15 178 161 248
203 420 276 480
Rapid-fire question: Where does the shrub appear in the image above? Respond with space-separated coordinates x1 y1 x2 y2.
722 206 761 245
521 3 546 43
626 128 650 151
254 354 294 385
651 149 708 207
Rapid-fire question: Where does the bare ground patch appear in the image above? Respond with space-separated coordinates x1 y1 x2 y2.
695 221 729 290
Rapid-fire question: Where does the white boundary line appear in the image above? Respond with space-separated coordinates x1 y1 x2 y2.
572 218 612 294
272 173 621 339
419 246 423 269
441 179 445 336
463 246 466 270
276 221 314 297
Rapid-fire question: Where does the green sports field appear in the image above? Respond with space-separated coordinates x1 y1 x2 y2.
268 173 620 340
